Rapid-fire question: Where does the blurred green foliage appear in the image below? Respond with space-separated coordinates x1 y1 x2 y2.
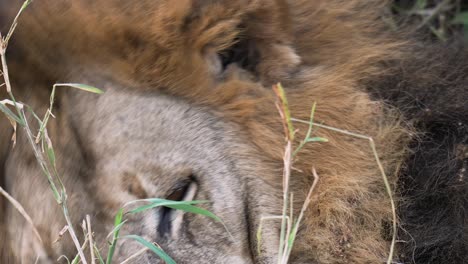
390 0 468 41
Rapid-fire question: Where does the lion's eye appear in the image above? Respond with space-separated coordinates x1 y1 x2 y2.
158 178 198 239
205 31 260 78
218 37 259 73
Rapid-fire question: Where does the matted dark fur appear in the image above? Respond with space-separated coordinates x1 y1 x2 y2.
0 0 466 263
368 41 468 263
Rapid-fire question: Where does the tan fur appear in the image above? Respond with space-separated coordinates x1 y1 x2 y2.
0 0 410 263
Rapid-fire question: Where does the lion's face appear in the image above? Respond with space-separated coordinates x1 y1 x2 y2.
2 0 300 262
63 84 282 263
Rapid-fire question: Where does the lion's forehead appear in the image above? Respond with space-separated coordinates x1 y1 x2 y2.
70 86 233 146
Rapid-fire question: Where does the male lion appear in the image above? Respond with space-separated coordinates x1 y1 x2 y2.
0 0 466 263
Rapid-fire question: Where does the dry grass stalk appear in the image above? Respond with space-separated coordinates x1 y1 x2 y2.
120 247 149 264
0 186 42 244
86 215 96 264
0 1 88 263
291 118 397 264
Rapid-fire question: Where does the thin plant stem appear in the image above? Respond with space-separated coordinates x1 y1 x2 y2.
0 48 12 93
86 215 96 264
1 3 87 262
119 247 148 264
293 102 320 157
0 186 43 244
277 140 292 263
256 216 290 255
63 201 88 264
291 117 397 264
283 168 320 261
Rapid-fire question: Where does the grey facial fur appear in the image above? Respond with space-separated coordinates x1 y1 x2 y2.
4 77 282 263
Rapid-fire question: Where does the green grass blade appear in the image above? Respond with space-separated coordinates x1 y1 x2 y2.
121 235 176 264
273 83 295 140
54 83 104 94
127 198 232 239
106 208 124 264
46 144 56 166
305 137 329 143
164 203 221 222
128 199 208 214
287 223 299 251
0 103 23 125
128 199 222 223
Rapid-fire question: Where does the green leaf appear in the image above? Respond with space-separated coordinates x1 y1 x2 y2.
128 199 209 215
19 0 33 13
306 137 329 143
126 198 232 239
121 235 176 264
163 203 222 222
0 103 23 125
54 83 104 94
272 83 295 140
451 12 468 25
128 199 220 222
114 208 124 228
106 208 124 264
284 221 301 259
46 145 56 166
256 229 262 255
71 253 80 264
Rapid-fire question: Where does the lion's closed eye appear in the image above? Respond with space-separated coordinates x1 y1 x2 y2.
218 35 259 74
204 30 260 79
158 177 198 239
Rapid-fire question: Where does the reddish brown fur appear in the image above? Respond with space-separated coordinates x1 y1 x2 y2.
0 0 413 263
